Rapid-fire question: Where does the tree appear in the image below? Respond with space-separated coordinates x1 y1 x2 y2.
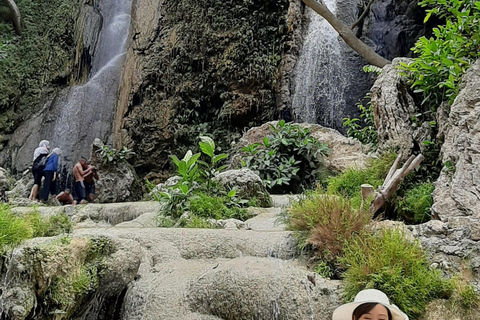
302 0 390 68
2 0 22 36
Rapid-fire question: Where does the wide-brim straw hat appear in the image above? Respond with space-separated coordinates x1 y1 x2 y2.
332 289 408 320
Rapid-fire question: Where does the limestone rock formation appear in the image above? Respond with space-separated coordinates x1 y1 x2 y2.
406 60 480 292
431 60 480 221
213 168 272 207
0 235 141 319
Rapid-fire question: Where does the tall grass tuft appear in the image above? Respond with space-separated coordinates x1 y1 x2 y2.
0 204 33 251
340 228 452 319
285 188 371 264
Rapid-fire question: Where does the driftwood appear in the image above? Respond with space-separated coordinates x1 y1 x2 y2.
351 0 375 30
361 153 425 215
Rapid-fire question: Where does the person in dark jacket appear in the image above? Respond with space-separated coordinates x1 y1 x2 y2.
29 140 50 201
40 148 61 202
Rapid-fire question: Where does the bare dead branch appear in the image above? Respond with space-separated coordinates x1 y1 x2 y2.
351 0 375 30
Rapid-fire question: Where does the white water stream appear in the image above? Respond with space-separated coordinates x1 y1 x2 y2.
48 0 132 165
291 0 349 129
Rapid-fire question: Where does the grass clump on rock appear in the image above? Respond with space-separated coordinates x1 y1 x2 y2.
340 228 452 319
283 188 371 272
0 204 72 252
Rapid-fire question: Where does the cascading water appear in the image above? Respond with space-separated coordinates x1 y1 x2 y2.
44 0 132 169
291 0 350 131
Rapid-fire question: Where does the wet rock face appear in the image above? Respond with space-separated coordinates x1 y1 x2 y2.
363 0 425 59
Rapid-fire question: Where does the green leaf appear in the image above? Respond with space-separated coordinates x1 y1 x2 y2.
227 190 236 197
213 154 228 164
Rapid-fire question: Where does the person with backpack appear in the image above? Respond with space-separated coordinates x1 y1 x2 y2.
40 148 62 202
29 140 50 201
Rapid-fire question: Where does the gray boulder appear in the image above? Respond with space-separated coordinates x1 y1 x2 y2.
431 60 480 221
90 138 142 203
213 168 272 207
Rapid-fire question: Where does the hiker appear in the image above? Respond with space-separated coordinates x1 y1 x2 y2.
56 189 76 205
84 163 99 202
332 289 408 320
29 140 50 201
73 158 95 204
40 148 61 202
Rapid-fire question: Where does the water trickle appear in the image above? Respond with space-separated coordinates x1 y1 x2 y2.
46 0 133 168
291 0 349 130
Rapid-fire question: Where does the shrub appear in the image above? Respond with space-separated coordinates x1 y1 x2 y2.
189 192 248 221
155 136 252 226
397 182 434 224
399 0 480 110
285 188 371 265
240 120 330 193
183 216 218 229
340 228 452 319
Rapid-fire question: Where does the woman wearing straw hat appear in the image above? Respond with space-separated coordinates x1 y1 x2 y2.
332 289 409 320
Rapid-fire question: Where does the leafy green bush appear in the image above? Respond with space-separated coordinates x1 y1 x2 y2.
340 228 452 319
0 205 72 252
285 188 371 266
397 182 434 224
343 93 378 147
154 136 252 226
399 0 480 110
0 204 33 251
240 120 329 193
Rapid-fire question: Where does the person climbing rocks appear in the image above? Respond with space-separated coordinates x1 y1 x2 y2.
73 158 95 204
29 140 50 201
40 148 61 202
56 188 76 205
84 162 99 203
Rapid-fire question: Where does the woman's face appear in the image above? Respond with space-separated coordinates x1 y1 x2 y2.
356 304 389 320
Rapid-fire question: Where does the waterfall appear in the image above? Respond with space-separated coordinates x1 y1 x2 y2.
291 0 350 131
46 0 132 167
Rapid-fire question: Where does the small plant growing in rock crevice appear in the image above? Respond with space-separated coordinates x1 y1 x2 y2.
96 145 135 165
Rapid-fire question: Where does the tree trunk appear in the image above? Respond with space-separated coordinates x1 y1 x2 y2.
302 0 390 68
2 0 22 36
